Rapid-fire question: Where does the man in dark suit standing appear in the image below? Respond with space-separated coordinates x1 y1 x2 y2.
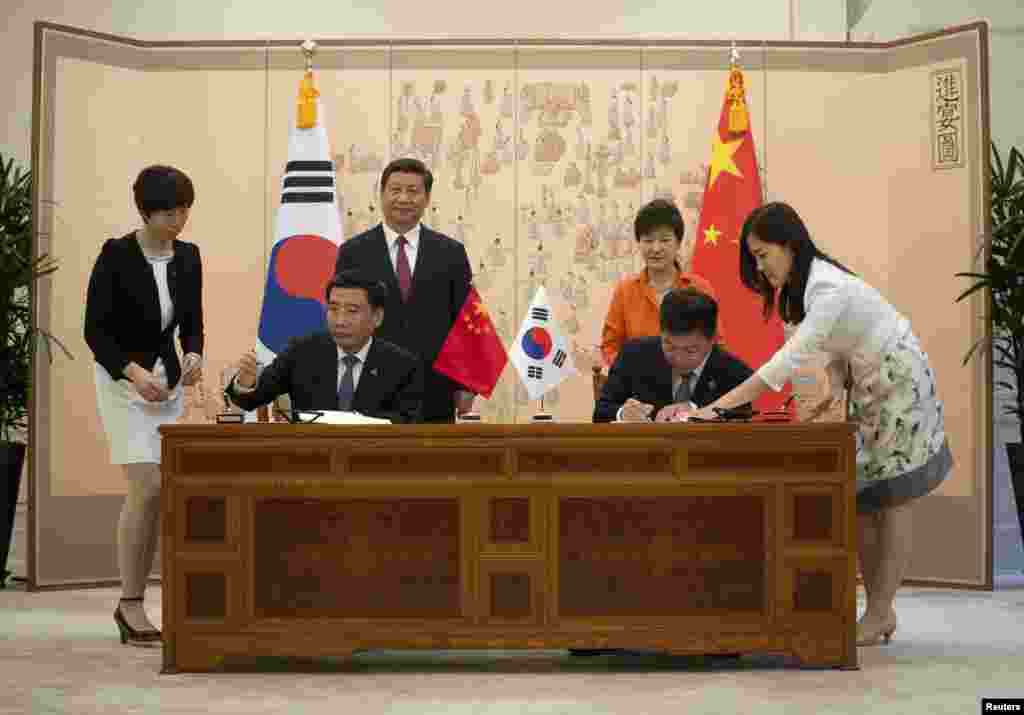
227 271 423 424
594 288 752 423
335 158 474 423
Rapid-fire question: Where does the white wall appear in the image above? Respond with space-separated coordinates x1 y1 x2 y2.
1 0 822 163
854 0 1024 152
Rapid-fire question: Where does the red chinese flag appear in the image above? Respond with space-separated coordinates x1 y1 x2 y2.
691 66 789 412
433 286 508 399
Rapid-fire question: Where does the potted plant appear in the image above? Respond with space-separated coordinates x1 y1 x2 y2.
956 141 1024 552
0 153 69 587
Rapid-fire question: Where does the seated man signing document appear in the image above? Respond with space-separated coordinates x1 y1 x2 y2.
594 288 752 423
227 270 424 424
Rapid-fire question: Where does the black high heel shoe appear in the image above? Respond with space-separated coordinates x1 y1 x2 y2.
114 597 161 645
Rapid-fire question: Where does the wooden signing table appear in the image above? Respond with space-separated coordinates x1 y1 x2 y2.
159 422 857 672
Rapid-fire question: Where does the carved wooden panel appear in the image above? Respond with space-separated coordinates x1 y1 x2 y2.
490 498 530 543
347 450 503 476
478 560 546 624
179 447 331 474
792 493 834 543
558 496 766 616
518 449 672 474
252 498 461 619
794 569 834 612
185 496 226 542
186 572 226 619
490 572 532 618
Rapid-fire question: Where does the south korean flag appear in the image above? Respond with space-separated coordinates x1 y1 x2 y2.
509 286 578 401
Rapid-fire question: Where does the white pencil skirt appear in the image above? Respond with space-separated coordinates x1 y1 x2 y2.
93 359 183 465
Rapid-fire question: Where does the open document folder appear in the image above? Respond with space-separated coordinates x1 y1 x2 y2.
291 410 392 425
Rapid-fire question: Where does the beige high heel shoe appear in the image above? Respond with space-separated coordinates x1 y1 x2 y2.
856 612 898 646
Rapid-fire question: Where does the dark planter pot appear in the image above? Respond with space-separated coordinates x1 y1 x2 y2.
1006 443 1024 561
1 441 26 588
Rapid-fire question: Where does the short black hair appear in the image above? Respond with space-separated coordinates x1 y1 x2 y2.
380 157 433 195
133 165 194 220
634 198 684 242
659 288 717 339
325 270 389 310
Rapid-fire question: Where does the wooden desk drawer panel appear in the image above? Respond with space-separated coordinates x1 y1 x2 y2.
478 560 546 626
786 487 844 547
346 449 504 477
177 446 332 474
687 448 841 474
782 557 850 620
175 493 239 552
517 448 673 476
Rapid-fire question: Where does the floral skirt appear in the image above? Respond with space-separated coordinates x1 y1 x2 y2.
848 329 953 513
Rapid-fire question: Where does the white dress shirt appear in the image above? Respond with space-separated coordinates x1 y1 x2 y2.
758 257 909 396
336 337 373 394
383 222 421 276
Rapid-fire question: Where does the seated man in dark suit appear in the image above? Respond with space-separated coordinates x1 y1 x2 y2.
594 288 752 423
227 270 424 423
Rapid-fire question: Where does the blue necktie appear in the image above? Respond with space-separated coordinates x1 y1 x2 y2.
337 353 360 411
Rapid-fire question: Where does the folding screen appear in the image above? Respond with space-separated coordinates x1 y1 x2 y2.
30 22 990 587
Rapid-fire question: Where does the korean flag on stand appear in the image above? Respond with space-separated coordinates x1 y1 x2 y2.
510 286 578 401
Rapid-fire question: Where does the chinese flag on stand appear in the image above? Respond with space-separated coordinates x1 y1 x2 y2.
434 286 508 399
691 60 790 412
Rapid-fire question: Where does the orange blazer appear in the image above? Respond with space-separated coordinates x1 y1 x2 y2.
600 268 724 367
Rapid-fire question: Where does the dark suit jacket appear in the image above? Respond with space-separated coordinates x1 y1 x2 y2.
84 232 204 390
226 333 424 424
593 336 753 423
335 224 471 422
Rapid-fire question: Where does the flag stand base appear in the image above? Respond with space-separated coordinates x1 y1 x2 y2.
531 413 554 422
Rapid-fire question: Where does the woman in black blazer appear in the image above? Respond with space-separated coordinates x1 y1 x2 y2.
84 165 204 645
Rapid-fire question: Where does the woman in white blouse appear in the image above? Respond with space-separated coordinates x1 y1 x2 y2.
678 202 953 647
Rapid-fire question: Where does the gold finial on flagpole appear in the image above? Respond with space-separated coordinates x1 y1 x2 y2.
297 40 320 129
301 39 317 72
726 41 749 133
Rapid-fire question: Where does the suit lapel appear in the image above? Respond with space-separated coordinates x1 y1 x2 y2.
353 340 383 407
692 346 721 405
649 343 675 403
410 226 436 300
370 224 402 300
127 235 163 335
318 335 341 406
167 240 181 309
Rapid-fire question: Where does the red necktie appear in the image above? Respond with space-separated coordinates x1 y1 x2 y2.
396 235 412 302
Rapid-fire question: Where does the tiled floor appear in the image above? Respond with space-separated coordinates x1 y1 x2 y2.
2 581 1022 715
5 493 1024 714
